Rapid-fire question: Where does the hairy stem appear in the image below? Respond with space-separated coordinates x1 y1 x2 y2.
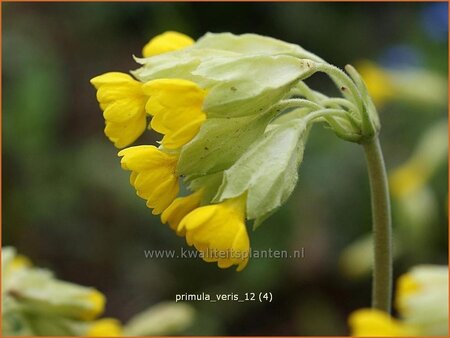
362 137 392 313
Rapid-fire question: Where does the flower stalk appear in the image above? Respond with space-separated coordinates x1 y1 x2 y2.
362 137 392 313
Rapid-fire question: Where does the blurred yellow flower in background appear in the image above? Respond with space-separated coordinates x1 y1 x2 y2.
349 309 418 336
357 60 447 109
2 247 196 336
356 61 394 107
88 318 123 337
349 265 448 336
2 247 106 335
389 121 447 199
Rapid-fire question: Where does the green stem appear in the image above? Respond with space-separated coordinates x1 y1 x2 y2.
362 137 392 313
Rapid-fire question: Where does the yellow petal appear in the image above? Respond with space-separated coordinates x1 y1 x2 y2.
87 318 122 337
161 190 203 235
104 113 147 149
143 79 205 109
356 61 394 107
142 31 194 57
90 72 135 89
160 114 205 149
79 290 106 321
118 146 179 214
96 83 142 105
119 145 176 171
397 274 420 301
150 179 180 215
178 195 250 271
349 309 418 336
395 265 448 336
10 255 32 271
92 72 148 148
103 98 146 123
143 79 206 149
133 167 170 199
389 162 427 198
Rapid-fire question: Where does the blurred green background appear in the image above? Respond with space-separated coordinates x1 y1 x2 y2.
3 2 448 335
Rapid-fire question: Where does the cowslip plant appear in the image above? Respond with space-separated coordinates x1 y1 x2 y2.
91 31 393 312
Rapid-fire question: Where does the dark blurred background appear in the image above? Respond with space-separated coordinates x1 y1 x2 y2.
3 2 448 335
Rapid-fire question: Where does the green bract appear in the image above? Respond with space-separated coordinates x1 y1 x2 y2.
215 119 308 225
177 110 274 176
194 32 323 61
133 48 239 82
194 55 316 117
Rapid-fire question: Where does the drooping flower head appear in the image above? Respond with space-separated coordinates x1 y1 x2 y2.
91 31 382 270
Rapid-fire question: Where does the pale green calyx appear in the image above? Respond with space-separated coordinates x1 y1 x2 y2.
132 32 382 227
214 118 308 227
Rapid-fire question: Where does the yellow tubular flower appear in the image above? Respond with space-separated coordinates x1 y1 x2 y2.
349 309 418 337
161 189 203 236
119 145 179 215
90 72 148 149
143 79 207 149
142 31 194 57
178 195 250 271
87 318 122 337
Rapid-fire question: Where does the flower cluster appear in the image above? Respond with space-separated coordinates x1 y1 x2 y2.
91 31 380 270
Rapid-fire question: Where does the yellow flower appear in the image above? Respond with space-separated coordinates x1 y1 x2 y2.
389 161 427 198
119 145 179 215
161 189 203 236
87 318 122 337
8 254 32 274
79 290 106 321
91 72 148 148
178 195 250 271
142 31 194 57
357 60 394 107
143 79 206 149
349 265 448 336
396 265 448 336
349 309 418 337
